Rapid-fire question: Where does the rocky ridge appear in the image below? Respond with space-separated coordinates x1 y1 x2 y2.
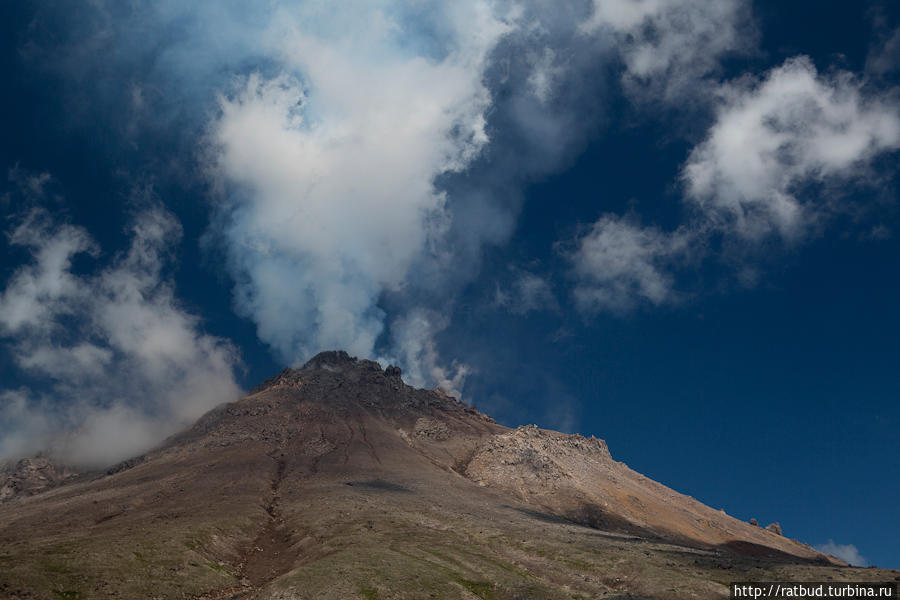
0 455 79 502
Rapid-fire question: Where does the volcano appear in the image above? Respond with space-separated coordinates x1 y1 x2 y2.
0 351 894 599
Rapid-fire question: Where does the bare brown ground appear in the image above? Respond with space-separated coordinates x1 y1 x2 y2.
240 455 296 590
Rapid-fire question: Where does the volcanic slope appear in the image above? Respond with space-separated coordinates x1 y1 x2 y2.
0 351 895 600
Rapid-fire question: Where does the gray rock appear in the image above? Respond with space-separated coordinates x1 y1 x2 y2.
0 455 79 502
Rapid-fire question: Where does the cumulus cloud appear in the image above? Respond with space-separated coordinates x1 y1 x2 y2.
0 204 241 467
570 56 900 313
814 540 869 567
683 56 900 240
569 216 692 312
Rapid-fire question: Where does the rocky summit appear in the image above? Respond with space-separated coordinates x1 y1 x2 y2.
0 352 895 599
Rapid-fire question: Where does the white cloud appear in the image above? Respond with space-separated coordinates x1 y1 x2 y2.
385 309 471 400
683 56 900 240
581 0 753 99
525 47 565 105
209 2 510 367
32 0 763 389
570 56 900 314
814 540 869 567
570 216 691 312
0 205 242 467
24 0 776 384
193 0 758 379
494 270 558 315
0 211 96 334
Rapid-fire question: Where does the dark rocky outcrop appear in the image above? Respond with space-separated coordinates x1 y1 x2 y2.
0 455 79 502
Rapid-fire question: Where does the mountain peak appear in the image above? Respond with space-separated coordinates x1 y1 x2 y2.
301 349 359 370
249 350 403 395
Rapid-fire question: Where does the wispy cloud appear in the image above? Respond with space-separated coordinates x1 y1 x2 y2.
386 308 471 399
494 269 558 315
0 196 241 467
581 0 755 101
866 7 900 78
867 27 900 77
814 540 869 567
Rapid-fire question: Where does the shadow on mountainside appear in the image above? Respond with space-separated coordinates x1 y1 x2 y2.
509 502 832 566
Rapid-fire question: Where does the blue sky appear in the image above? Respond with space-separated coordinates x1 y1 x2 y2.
1 0 898 568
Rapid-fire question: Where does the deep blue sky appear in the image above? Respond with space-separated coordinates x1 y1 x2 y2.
1 0 898 569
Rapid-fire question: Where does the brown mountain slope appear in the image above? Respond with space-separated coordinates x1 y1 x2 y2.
0 351 895 600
